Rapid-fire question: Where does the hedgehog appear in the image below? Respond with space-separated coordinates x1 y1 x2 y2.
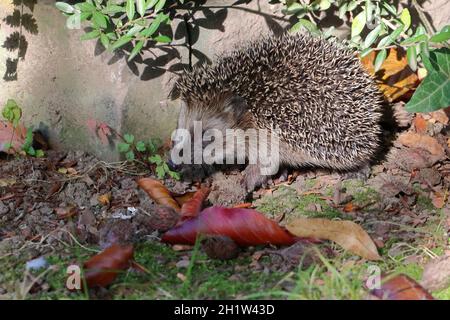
171 33 385 191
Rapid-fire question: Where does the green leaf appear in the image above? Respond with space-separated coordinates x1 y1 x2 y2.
126 0 136 20
126 25 144 37
55 2 75 14
319 0 331 11
80 29 101 41
128 40 145 61
378 24 403 47
92 12 108 29
148 154 162 165
23 128 33 150
146 0 159 10
382 2 397 15
153 34 171 43
351 10 366 38
429 30 450 43
155 165 165 179
338 3 347 19
35 149 45 158
126 151 135 160
136 140 146 152
124 133 135 144
118 142 130 153
77 2 96 12
100 33 110 49
406 46 417 71
290 19 318 34
400 34 427 46
374 49 387 72
2 99 22 127
137 0 146 16
406 48 450 112
364 24 381 48
154 0 166 13
399 8 411 31
360 47 373 57
365 0 373 23
168 170 180 180
111 36 133 50
103 4 126 14
26 146 36 156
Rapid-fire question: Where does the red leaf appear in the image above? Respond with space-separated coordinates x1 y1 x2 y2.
137 178 180 212
371 274 434 300
180 187 210 218
83 244 134 288
162 206 296 246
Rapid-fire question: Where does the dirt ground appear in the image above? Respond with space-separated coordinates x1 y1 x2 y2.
0 110 449 300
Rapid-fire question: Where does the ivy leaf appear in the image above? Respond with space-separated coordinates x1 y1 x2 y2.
351 10 366 38
406 48 450 113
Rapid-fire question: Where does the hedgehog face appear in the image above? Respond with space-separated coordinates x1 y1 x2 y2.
170 93 254 168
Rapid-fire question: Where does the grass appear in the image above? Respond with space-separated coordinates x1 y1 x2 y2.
1 176 448 300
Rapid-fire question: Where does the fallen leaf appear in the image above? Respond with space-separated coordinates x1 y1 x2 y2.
287 218 381 260
431 191 446 209
162 206 296 246
360 48 419 102
83 244 134 288
371 274 434 300
430 108 449 125
55 206 78 219
0 178 16 187
397 132 445 157
180 187 210 218
97 193 112 206
172 191 196 207
137 178 180 211
0 121 27 154
413 114 427 134
343 202 359 213
233 203 253 209
421 255 450 292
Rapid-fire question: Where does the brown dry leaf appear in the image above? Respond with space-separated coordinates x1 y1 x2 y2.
98 193 112 206
421 255 450 292
371 274 434 300
431 191 446 209
360 48 419 102
286 218 381 260
413 115 427 134
430 108 449 125
55 206 78 219
343 202 359 213
137 178 180 211
397 132 445 157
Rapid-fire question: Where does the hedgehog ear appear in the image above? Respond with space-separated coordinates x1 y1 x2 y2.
222 94 248 118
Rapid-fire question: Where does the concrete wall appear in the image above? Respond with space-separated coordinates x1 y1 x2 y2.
0 0 448 161
0 0 288 160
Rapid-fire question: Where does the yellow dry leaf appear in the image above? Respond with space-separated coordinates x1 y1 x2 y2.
360 48 419 102
397 132 445 156
98 193 112 206
286 218 381 260
0 178 16 187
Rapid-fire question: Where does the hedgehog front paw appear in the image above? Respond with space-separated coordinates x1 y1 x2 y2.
242 164 270 192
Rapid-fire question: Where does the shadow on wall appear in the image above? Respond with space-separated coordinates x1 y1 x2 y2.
2 0 38 81
81 0 292 83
